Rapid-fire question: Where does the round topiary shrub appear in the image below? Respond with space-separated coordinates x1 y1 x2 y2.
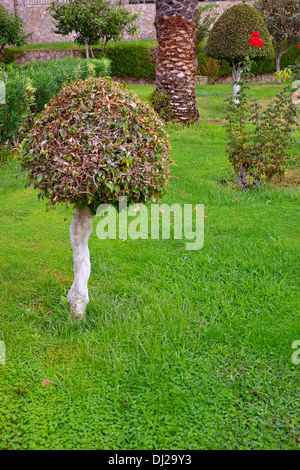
21 76 171 318
205 3 273 102
205 3 273 62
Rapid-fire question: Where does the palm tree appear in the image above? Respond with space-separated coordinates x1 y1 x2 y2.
154 0 199 124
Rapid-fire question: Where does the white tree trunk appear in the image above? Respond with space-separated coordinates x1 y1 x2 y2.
232 62 242 105
85 39 89 59
275 54 282 84
89 46 95 59
67 206 94 319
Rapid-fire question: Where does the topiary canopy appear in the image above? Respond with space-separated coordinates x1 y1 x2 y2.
21 77 171 213
205 3 274 62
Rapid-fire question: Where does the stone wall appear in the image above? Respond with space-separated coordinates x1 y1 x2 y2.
14 48 84 64
0 0 253 44
196 73 277 85
1 0 13 13
123 3 156 40
23 6 75 44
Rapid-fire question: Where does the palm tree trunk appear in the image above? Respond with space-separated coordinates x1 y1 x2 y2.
154 0 199 124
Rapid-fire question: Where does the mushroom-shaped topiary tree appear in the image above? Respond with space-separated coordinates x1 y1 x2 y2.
21 77 171 319
205 3 273 103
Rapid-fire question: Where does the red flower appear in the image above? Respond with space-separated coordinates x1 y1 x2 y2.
298 44 300 49
250 32 263 48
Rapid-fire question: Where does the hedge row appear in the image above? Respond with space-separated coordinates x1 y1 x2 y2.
98 42 299 81
197 44 300 77
95 44 156 80
0 57 111 144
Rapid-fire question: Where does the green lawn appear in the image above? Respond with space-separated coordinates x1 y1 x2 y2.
10 39 158 52
0 83 299 450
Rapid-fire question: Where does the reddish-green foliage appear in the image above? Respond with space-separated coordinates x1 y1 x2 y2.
21 77 171 212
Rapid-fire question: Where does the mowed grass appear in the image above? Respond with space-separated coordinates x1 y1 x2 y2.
10 39 158 52
0 83 299 450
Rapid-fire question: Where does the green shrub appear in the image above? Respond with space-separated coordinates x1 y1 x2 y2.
0 57 111 145
0 67 34 144
19 57 110 113
0 4 32 59
197 44 300 79
96 43 155 80
0 49 23 65
205 58 221 85
205 4 274 62
21 77 171 211
224 58 298 189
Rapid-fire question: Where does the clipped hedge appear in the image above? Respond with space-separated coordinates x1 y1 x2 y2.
0 57 111 144
95 43 156 80
95 40 299 82
197 44 300 78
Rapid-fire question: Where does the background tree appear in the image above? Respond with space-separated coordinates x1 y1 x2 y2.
47 0 139 59
196 2 219 50
254 0 300 73
21 77 171 319
205 4 273 103
0 5 31 59
195 1 219 76
154 0 199 124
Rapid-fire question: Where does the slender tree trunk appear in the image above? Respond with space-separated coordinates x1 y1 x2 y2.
275 52 282 84
89 46 95 59
85 39 90 59
232 61 242 105
67 206 94 319
154 0 199 124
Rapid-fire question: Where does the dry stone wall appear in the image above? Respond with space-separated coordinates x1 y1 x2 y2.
14 49 84 64
1 0 12 13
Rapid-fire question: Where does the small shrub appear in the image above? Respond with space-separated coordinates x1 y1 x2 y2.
0 49 23 65
21 76 171 211
0 57 111 145
0 67 35 144
0 5 32 59
21 75 171 319
224 58 298 189
205 58 221 85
